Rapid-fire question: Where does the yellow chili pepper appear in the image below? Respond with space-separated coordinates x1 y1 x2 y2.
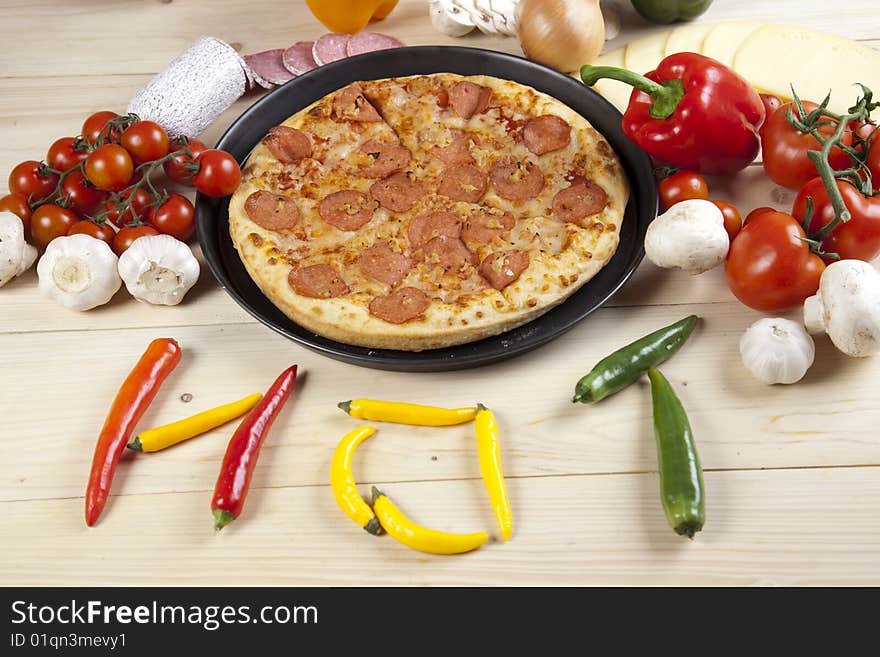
330 426 381 535
475 403 513 541
305 0 399 34
371 487 488 555
127 393 262 453
338 398 477 426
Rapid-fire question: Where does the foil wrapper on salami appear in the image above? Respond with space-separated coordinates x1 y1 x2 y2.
127 36 251 139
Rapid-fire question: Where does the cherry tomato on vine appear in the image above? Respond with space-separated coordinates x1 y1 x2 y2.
68 220 116 247
193 150 241 197
30 204 78 250
744 206 776 225
658 170 709 212
8 160 58 202
147 194 195 241
84 145 134 192
758 94 783 137
47 137 88 172
103 188 153 228
859 123 880 190
120 120 170 165
0 193 32 227
711 199 742 241
761 100 855 190
61 170 105 217
163 138 207 185
726 210 825 311
113 225 159 256
82 110 120 143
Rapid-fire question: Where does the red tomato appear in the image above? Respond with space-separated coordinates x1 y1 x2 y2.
30 204 78 250
792 177 880 262
68 220 116 246
861 123 880 190
147 194 195 241
47 137 88 172
193 150 241 197
658 170 709 212
711 199 742 241
758 94 783 137
60 170 105 217
744 206 776 225
8 160 58 202
82 110 120 143
113 225 159 256
84 145 134 192
761 100 855 190
163 138 207 185
0 193 32 227
120 120 170 165
726 211 825 311
103 188 153 228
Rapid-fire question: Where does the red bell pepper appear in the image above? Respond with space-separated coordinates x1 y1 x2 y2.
581 53 765 175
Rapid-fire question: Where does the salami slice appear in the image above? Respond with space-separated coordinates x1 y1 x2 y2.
369 287 430 324
359 242 410 286
264 126 312 163
438 163 487 203
421 235 477 274
461 210 515 245
359 139 410 178
408 212 461 248
244 49 294 86
432 131 474 165
449 81 492 120
523 115 572 155
282 41 317 75
346 32 404 57
319 190 375 231
289 264 350 299
489 157 545 201
370 172 424 213
244 191 300 231
312 33 352 66
552 178 608 226
479 250 530 290
333 84 383 123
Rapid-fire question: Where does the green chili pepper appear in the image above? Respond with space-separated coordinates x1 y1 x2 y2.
572 315 698 404
629 0 714 25
647 368 705 538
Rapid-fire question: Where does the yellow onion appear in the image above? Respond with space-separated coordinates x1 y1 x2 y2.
517 0 605 73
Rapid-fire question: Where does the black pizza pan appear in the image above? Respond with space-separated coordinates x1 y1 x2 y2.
195 46 656 372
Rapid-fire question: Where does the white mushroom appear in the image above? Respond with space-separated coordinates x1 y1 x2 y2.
430 0 477 36
37 234 121 311
0 211 37 288
644 199 729 275
740 318 815 384
803 259 880 357
118 234 200 306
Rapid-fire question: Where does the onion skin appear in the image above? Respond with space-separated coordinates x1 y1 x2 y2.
517 0 605 73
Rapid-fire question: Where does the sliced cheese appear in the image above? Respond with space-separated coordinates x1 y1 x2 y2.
733 24 880 113
624 31 668 76
702 21 762 67
664 23 714 57
590 47 631 113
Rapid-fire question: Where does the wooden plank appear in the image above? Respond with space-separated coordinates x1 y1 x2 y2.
3 303 878 503
3 466 878 585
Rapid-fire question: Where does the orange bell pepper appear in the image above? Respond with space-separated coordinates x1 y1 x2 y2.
306 0 399 35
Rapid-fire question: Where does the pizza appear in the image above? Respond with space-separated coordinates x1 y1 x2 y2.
228 73 629 351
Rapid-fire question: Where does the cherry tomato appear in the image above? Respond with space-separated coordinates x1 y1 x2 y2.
726 210 825 311
0 193 32 227
860 123 880 190
163 138 207 185
711 199 742 242
658 170 709 212
84 145 134 192
113 225 159 256
8 160 58 202
30 204 78 250
792 177 880 262
103 188 153 228
758 94 783 137
82 110 120 143
761 100 855 190
147 194 195 241
47 137 88 172
60 170 105 217
120 120 170 165
193 150 241 197
744 206 776 225
68 220 116 247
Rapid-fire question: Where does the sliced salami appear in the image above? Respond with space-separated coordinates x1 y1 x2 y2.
313 33 352 66
359 242 410 286
461 210 515 245
244 191 300 231
552 178 608 226
408 211 461 248
244 49 294 86
369 287 430 324
346 32 404 57
523 115 572 155
318 190 374 231
449 81 492 120
421 235 477 274
479 250 530 290
370 172 424 213
333 84 383 123
289 264 350 299
432 131 474 165
359 139 411 178
489 157 545 201
264 126 312 163
282 41 317 75
438 163 487 203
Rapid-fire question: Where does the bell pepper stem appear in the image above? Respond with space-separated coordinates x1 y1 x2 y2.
580 65 685 120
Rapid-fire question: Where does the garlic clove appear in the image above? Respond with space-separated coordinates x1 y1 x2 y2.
739 318 815 385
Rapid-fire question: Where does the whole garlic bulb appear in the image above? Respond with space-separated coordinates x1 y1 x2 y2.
739 318 815 385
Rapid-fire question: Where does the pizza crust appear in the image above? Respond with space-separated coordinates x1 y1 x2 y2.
229 73 628 351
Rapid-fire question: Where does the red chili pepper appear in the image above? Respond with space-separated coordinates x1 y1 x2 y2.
211 364 298 530
581 53 765 174
85 338 181 526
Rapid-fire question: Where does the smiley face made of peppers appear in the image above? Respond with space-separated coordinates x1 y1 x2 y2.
330 399 512 554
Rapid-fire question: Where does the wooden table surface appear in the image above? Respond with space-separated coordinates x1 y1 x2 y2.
2 0 879 586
